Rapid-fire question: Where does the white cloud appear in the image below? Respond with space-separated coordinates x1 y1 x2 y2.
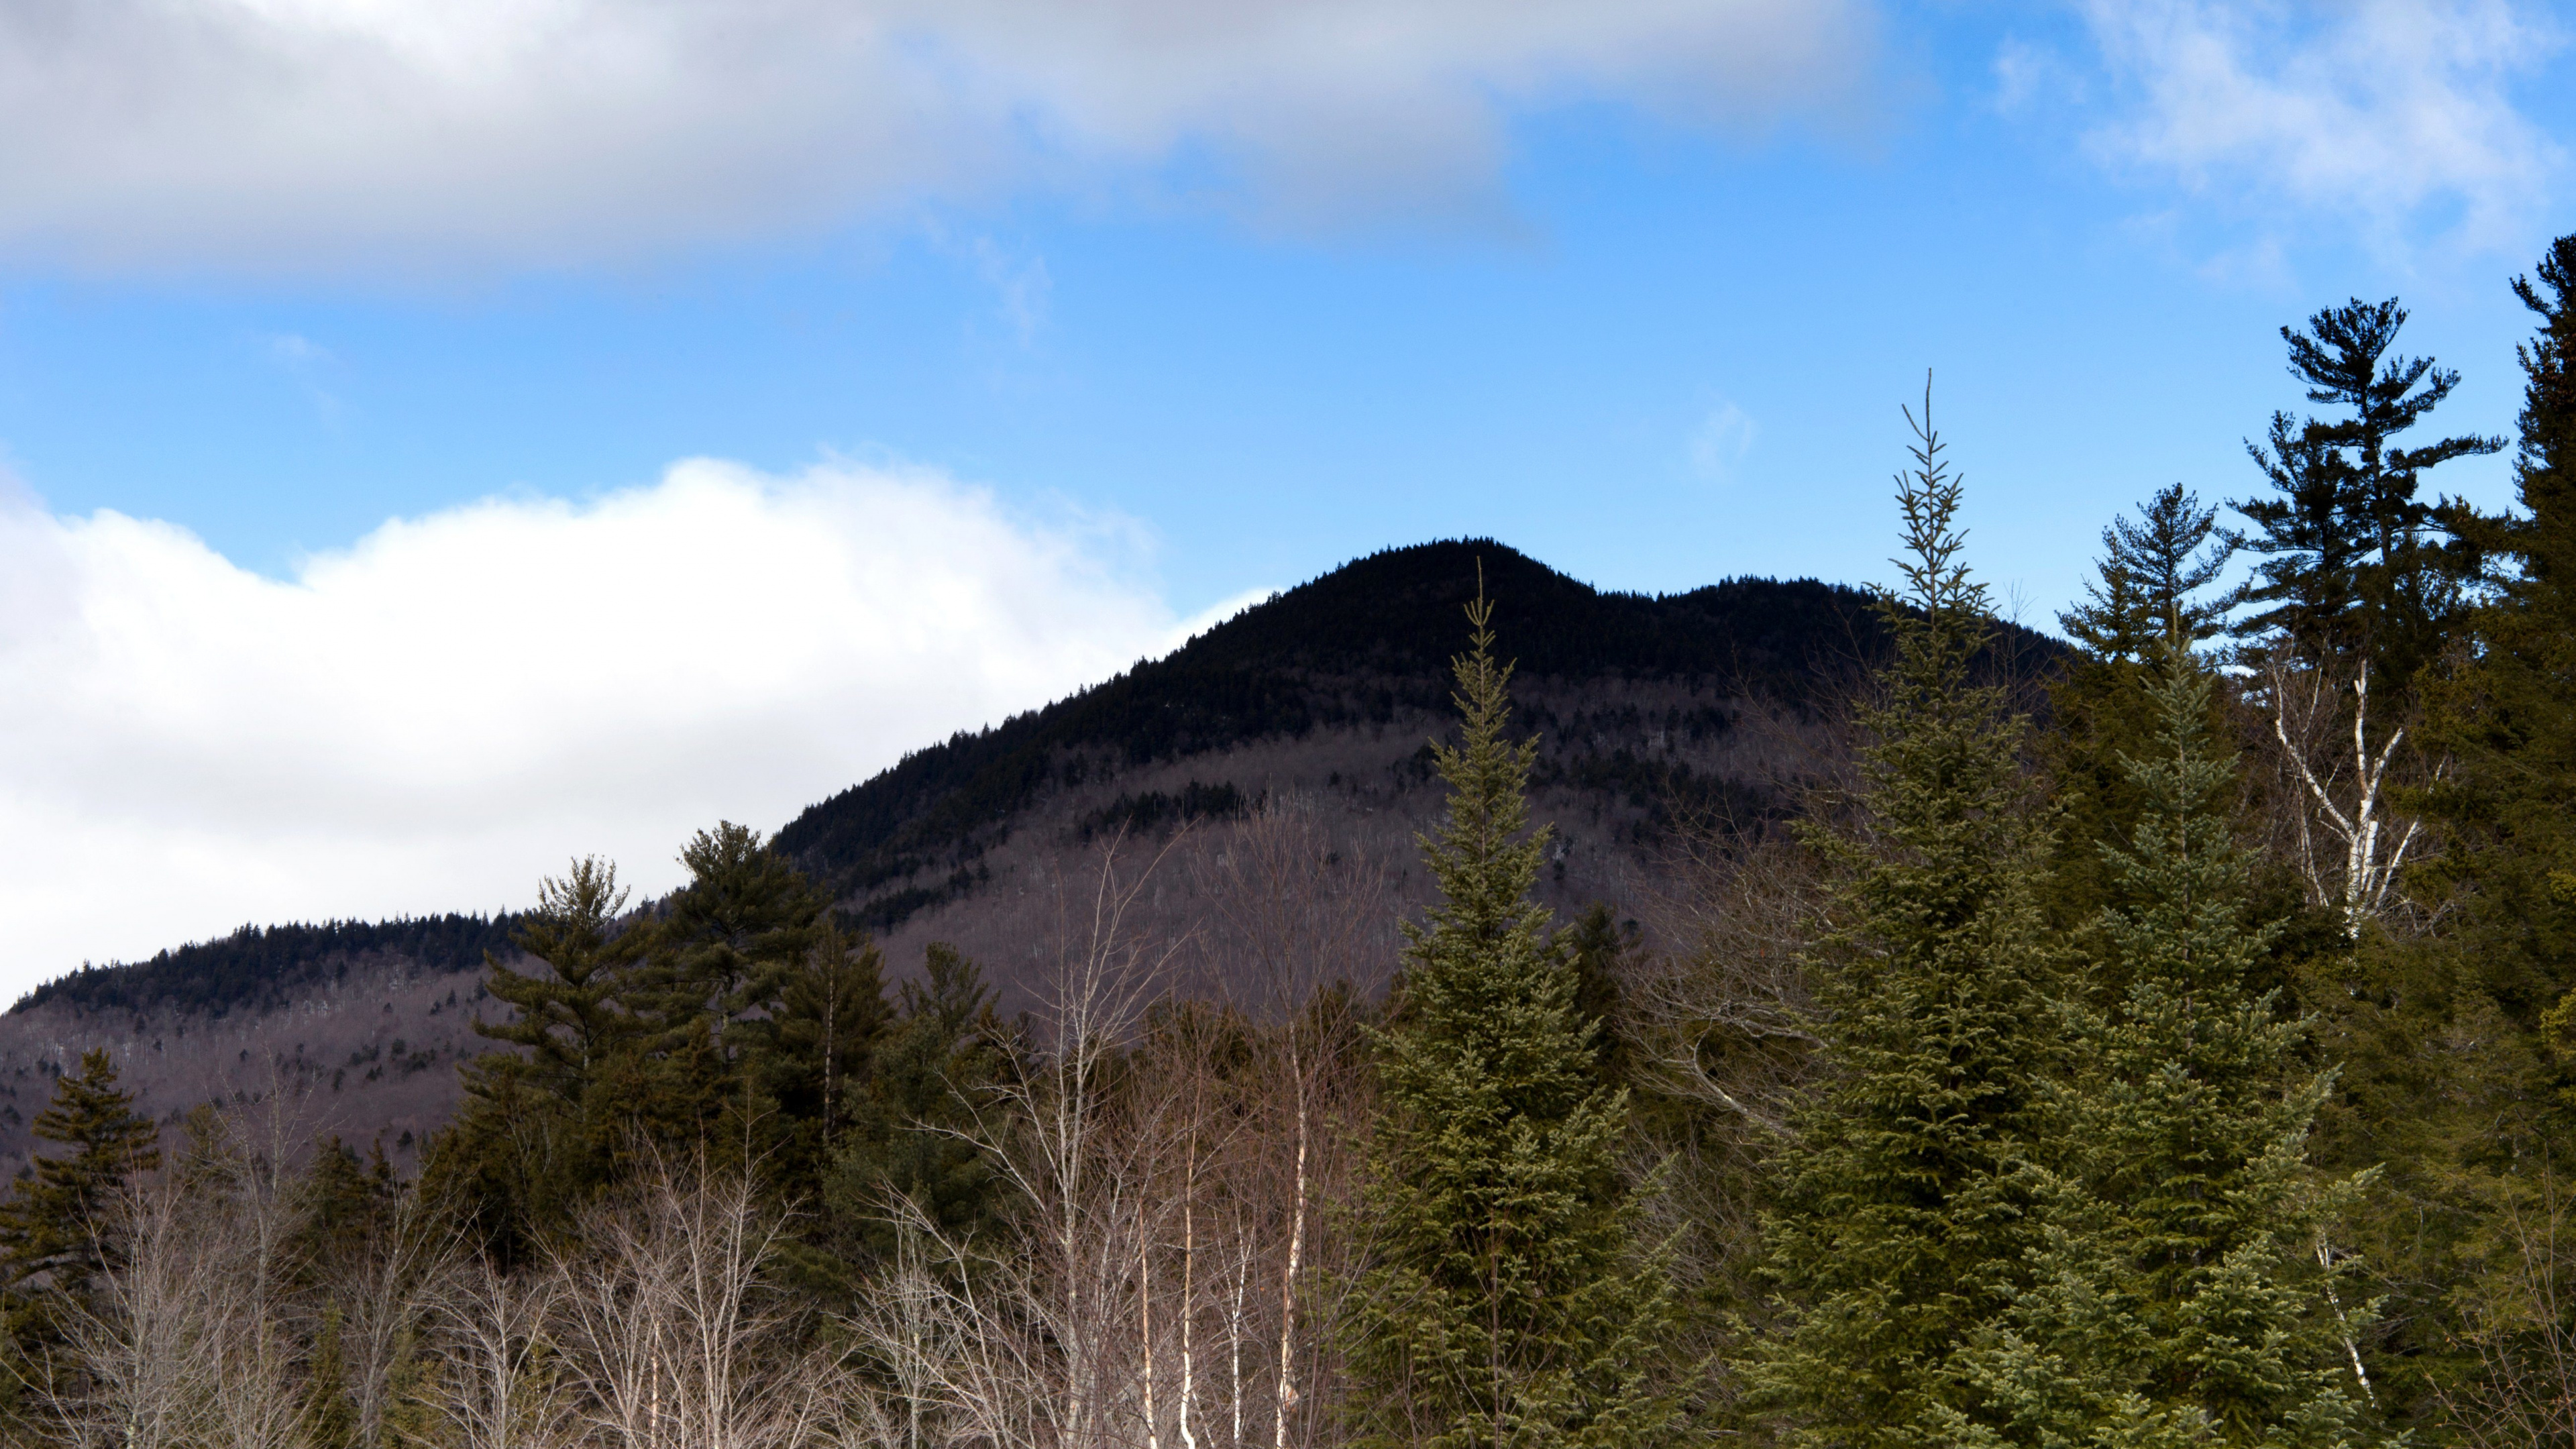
0 0 1876 273
0 458 1183 1000
1689 401 1758 482
2074 0 2565 249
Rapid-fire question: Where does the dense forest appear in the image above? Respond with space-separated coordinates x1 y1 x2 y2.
2 230 2573 1449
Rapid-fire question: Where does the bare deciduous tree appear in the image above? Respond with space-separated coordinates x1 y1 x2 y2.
2253 646 2438 936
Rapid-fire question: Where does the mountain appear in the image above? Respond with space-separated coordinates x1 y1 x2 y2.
0 539 2049 1177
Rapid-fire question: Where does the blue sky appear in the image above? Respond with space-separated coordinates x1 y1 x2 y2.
0 0 2569 989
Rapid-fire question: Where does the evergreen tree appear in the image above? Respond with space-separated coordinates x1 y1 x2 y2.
828 943 1011 1268
2419 233 2576 1044
2061 484 2234 663
1750 398 2058 1446
474 856 642 1099
645 821 826 1062
305 1305 362 1449
429 856 647 1257
1558 903 1633 1090
0 1049 160 1418
2231 297 2503 682
0 1049 160 1294
2332 230 2576 1422
1345 584 1680 1449
748 920 892 1190
1951 643 2377 1448
2047 486 2239 925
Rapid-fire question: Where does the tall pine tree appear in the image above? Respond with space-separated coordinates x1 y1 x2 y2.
427 855 645 1258
1750 395 2058 1446
2232 297 2502 684
1345 581 1680 1449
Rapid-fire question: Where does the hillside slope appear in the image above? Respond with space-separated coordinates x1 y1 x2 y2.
0 539 2039 1177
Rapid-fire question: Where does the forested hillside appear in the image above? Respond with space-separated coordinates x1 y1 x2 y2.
1 234 2570 1449
0 545 1933 1179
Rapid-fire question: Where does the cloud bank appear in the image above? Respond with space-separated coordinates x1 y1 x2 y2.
2075 0 2565 249
0 0 1874 271
0 460 1188 1000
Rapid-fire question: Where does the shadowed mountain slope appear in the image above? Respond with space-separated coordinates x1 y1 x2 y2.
777 539 1902 932
0 538 2059 1177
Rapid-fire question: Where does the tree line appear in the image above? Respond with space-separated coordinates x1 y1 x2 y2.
0 231 2571 1448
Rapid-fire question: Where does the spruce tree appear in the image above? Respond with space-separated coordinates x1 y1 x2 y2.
2420 232 2576 1040
1345 584 1679 1449
1950 642 2377 1448
1750 398 2057 1446
0 1049 160 1294
2047 486 2237 925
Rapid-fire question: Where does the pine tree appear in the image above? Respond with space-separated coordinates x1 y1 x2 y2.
1345 583 1680 1449
1949 642 2377 1448
828 943 1010 1269
474 855 643 1099
645 821 826 1062
745 920 892 1295
1750 396 2058 1446
429 856 646 1257
2231 297 2503 683
2334 230 2576 1421
0 1049 160 1294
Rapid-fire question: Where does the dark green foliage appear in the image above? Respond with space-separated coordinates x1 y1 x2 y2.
473 857 642 1098
2231 297 2503 680
2045 486 2241 927
1752 402 2059 1447
11 912 519 1018
596 822 829 1173
2326 231 2576 1426
827 943 1012 1265
643 821 828 1062
1075 780 1252 841
1953 646 2373 1447
751 921 894 1296
0 1049 160 1294
1346 590 1680 1449
1558 904 1634 1089
305 1306 360 1449
428 859 652 1258
2418 233 2576 1022
0 1050 160 1414
2061 484 2234 661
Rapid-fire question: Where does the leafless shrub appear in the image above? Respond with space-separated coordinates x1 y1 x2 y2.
549 1151 839 1449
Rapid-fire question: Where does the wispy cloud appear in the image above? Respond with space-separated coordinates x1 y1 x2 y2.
1690 401 1759 482
259 331 345 424
2070 0 2565 252
0 460 1182 998
971 237 1053 347
0 0 1877 274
